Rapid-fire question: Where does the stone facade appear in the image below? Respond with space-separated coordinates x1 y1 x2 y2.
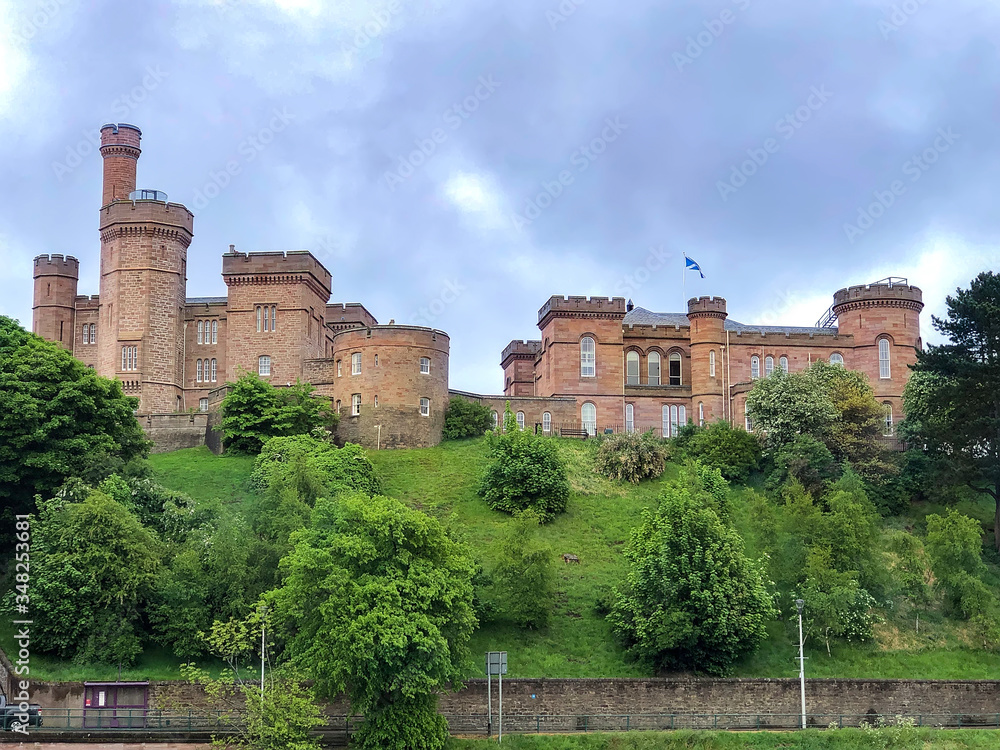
500 284 923 437
30 123 448 450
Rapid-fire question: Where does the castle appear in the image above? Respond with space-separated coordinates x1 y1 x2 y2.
31 123 924 450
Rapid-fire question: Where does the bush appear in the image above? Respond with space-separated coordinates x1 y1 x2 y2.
479 405 569 522
249 434 382 498
442 397 494 440
766 434 840 496
480 512 554 629
594 431 668 484
682 421 762 483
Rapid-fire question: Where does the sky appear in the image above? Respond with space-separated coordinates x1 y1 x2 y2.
0 0 998 394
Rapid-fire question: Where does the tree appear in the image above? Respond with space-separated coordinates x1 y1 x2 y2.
479 404 569 522
745 370 837 448
608 474 776 675
903 271 1000 549
798 548 879 656
924 509 996 620
682 420 762 482
219 373 337 455
32 489 161 664
442 397 494 440
483 512 554 629
767 435 840 497
270 493 477 750
0 316 149 520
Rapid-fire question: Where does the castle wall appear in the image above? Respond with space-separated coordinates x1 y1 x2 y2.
72 295 100 368
32 254 79 349
182 301 228 410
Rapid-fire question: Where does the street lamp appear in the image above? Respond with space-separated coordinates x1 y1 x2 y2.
795 598 806 729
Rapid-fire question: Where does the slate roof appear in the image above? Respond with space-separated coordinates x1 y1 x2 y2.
623 306 838 336
186 296 228 305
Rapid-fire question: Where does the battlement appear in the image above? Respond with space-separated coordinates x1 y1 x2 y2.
501 339 541 366
687 295 728 318
33 254 80 276
538 295 626 325
222 250 332 297
833 282 923 312
327 302 378 328
99 199 194 235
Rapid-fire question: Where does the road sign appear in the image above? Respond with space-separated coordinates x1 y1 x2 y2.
485 651 507 675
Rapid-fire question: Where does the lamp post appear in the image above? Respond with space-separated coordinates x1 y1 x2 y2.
260 604 268 711
795 598 806 729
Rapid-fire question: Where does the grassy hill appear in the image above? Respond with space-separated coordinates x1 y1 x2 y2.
141 438 1000 681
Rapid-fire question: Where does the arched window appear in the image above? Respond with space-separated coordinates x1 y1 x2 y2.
751 355 760 379
883 402 894 436
668 352 682 385
830 353 844 366
670 405 680 436
581 402 597 436
679 405 687 429
648 351 661 386
212 320 218 344
625 403 635 433
492 411 499 429
197 320 204 344
779 356 788 374
580 337 596 377
709 350 716 378
626 351 640 385
516 411 525 430
211 358 217 382
196 359 203 382
258 355 271 376
270 305 277 332
879 338 891 379
765 356 774 377
542 412 551 432
661 405 670 438
698 401 705 426
745 408 753 432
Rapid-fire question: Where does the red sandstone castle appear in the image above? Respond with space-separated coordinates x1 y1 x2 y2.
32 123 923 450
32 123 449 449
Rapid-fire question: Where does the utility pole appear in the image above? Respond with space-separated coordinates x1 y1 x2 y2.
260 604 268 711
796 598 806 729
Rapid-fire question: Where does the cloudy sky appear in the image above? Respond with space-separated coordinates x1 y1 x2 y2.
1 0 997 393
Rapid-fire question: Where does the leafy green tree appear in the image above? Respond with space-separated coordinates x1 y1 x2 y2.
219 373 337 455
745 370 837 448
270 493 477 750
924 509 996 620
479 404 569 522
903 272 1000 549
483 512 553 629
594 430 668 484
0 316 149 520
32 489 161 664
766 435 840 497
98 474 204 542
681 420 762 482
608 476 776 675
797 548 879 656
442 397 494 440
249 434 381 497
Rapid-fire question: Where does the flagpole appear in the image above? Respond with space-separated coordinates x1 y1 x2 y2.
682 255 686 310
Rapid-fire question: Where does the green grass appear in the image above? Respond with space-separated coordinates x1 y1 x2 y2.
444 730 1000 750
148 445 256 506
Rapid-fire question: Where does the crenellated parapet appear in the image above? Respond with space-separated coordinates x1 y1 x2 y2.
538 295 626 327
832 282 923 316
222 250 332 300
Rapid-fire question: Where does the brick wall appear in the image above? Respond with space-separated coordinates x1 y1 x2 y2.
450 390 578 434
31 255 78 348
139 413 210 453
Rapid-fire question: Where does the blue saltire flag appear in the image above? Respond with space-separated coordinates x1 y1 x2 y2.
685 255 705 279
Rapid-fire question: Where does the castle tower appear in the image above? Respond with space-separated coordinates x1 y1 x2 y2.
687 296 728 425
831 280 923 417
98 123 194 413
501 340 540 397
32 254 79 350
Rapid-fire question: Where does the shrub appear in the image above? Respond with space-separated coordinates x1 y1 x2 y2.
442 397 494 440
249 434 382 498
594 431 668 484
682 421 761 482
481 512 554 629
479 405 569 522
766 434 840 497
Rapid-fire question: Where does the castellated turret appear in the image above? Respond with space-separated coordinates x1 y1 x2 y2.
687 296 727 424
32 254 79 348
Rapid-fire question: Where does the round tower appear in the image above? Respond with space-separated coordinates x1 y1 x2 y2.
98 123 194 414
831 280 923 412
32 254 79 349
687 296 727 425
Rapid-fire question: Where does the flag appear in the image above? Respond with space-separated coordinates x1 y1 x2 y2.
685 255 705 279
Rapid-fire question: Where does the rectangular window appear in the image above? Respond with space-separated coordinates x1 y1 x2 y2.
197 321 203 344
352 352 362 375
421 399 431 417
374 394 379 408
121 345 137 371
337 360 342 377
256 306 262 333
258 355 271 376
668 354 681 386
662 405 670 438
212 320 218 344
91 324 97 344
271 305 277 332
211 358 217 382
199 398 208 412
196 359 203 382
420 357 430 374
626 353 639 386
670 404 680 436
351 393 361 416
710 350 716 377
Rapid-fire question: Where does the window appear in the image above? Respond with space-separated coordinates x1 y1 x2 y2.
699 401 705 426
780 356 788 374
670 405 680 436
90 324 96 344
879 338 891 379
492 411 499 429
830 353 844 366
542 412 551 432
258 355 271 376
82 323 88 342
256 306 262 332
883 402 894 436
196 359 203 382
336 399 342 412
199 398 208 412
581 402 597 436
751 355 760 379
374 395 379 408
679 405 687 429
337 360 342 377
668 352 682 385
121 345 137 371
211 358 217 382
648 351 661 386
351 393 361 416
351 352 362 375
374 354 379 367
765 356 774 377
271 305 277 332
580 336 595 377
745 411 753 432
422 398 431 418
516 411 525 429
625 403 635 433
662 405 670 437
212 320 218 344
420 357 430 374
709 349 716 377
197 321 203 344
626 351 640 385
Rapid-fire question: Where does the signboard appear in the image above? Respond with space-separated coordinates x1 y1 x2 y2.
485 651 507 676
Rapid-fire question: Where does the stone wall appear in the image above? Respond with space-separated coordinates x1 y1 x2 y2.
140 413 209 453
